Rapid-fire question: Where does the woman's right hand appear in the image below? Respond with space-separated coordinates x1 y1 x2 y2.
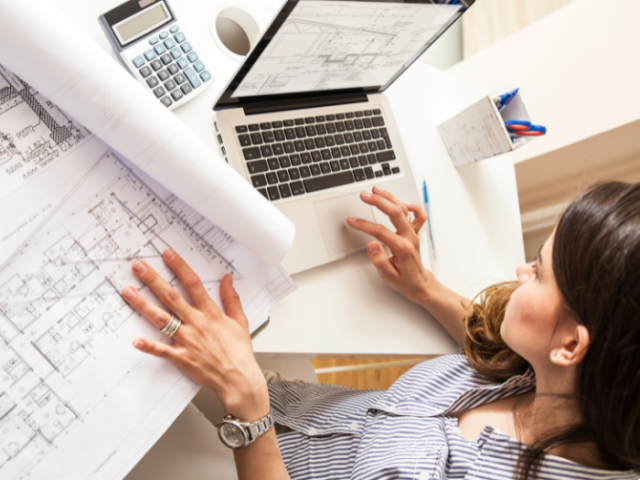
346 186 433 305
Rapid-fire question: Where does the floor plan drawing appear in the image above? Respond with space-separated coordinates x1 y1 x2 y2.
0 151 295 479
234 1 460 97
0 64 91 195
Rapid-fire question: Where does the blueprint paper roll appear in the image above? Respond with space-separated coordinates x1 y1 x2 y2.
0 0 295 266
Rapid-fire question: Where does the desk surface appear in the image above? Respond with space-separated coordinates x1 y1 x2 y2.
54 0 525 357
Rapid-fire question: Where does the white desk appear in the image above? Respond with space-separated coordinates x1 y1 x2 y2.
54 0 525 358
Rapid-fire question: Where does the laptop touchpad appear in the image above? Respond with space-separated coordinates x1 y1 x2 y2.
313 193 376 256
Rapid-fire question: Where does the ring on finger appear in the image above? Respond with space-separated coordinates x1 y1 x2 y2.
160 314 182 338
406 212 414 223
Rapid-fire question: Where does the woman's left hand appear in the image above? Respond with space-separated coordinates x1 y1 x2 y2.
121 249 269 422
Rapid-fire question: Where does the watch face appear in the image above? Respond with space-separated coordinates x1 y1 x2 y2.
219 422 247 449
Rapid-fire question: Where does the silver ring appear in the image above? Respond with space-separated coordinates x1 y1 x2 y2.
160 314 181 338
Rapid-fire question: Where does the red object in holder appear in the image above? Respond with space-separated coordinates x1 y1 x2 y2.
512 130 544 136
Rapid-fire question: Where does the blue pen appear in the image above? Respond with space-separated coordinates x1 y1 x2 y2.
495 88 519 111
422 180 436 260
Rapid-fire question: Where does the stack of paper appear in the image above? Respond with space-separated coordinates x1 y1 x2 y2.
0 1 296 478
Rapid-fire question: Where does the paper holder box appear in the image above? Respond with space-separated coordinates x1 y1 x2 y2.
437 88 538 167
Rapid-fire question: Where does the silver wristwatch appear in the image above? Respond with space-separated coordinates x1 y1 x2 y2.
216 412 274 449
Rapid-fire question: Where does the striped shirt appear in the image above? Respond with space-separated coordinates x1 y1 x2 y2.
268 355 636 480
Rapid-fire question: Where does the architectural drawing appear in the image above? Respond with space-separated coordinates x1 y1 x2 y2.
234 1 460 97
0 151 294 479
0 64 91 194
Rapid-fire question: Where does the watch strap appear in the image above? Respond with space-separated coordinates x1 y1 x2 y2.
244 412 274 443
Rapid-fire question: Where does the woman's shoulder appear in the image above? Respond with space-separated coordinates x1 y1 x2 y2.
374 354 536 416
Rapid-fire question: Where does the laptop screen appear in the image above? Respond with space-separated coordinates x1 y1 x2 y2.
214 0 474 109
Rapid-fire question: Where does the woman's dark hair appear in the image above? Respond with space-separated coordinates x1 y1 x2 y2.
464 181 640 478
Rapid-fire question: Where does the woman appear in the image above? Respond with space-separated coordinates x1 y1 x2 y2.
121 182 640 479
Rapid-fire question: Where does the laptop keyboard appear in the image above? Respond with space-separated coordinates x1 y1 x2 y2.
235 109 400 201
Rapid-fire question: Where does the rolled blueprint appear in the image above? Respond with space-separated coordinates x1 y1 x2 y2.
0 0 295 266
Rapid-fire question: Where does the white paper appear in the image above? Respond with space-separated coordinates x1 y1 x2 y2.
0 65 91 195
0 0 295 266
0 149 296 480
0 64 112 266
0 1 299 478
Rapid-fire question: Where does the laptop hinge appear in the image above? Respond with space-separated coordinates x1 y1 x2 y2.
242 93 368 116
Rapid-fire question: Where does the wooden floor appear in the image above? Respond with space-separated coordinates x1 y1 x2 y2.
310 357 434 390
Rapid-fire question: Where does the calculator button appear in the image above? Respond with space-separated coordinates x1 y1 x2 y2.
139 65 152 78
200 71 212 83
187 52 198 63
154 44 167 55
171 89 183 101
146 76 159 88
181 83 193 95
157 69 170 81
153 86 166 98
174 32 186 43
183 67 201 88
161 53 172 65
177 57 189 69
174 73 186 84
143 49 156 61
193 60 205 72
180 42 193 53
167 64 179 75
132 55 145 68
159 31 169 39
170 25 180 34
149 37 159 46
164 79 177 91
160 96 172 107
170 48 182 59
150 59 163 71
164 38 176 50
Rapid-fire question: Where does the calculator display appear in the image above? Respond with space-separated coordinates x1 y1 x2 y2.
113 2 171 45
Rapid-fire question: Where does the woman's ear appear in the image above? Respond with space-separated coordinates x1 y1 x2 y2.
551 324 590 367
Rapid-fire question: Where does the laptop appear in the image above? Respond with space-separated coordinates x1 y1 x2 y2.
213 0 475 274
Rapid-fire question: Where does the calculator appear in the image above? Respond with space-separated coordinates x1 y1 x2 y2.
98 0 213 110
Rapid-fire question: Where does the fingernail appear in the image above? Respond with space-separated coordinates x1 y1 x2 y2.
346 216 356 225
404 202 412 208
368 244 380 255
133 261 147 275
373 186 385 194
133 338 144 349
164 249 175 260
122 286 137 301
361 191 372 198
